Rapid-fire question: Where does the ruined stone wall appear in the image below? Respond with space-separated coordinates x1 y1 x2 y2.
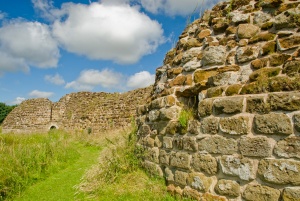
2 86 151 134
136 0 300 200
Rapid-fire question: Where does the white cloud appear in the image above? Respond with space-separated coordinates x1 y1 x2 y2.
52 2 164 64
45 73 65 85
0 11 6 20
65 69 123 91
139 0 223 16
0 20 60 74
29 90 54 98
31 0 63 21
10 97 26 105
127 71 155 89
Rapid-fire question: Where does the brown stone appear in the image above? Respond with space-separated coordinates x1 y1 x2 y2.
253 113 293 135
198 99 213 118
187 172 212 192
182 136 198 152
283 187 300 201
246 97 270 114
143 161 163 177
226 26 237 35
260 0 284 8
261 41 276 56
225 84 242 96
274 137 300 159
283 60 300 77
175 170 188 186
269 53 290 67
194 69 218 85
249 67 281 81
182 186 201 201
236 46 259 63
237 24 260 39
191 153 218 175
240 136 272 157
268 93 300 111
278 36 300 50
214 179 240 198
258 158 300 185
248 32 276 44
220 116 249 135
213 21 229 35
169 75 187 87
242 184 281 201
251 58 269 69
187 120 200 135
163 137 173 149
207 86 224 98
159 150 170 165
201 193 227 201
184 38 202 50
213 97 244 115
167 67 183 78
198 29 212 40
170 151 191 169
295 113 300 132
202 46 227 66
198 136 238 155
201 117 219 134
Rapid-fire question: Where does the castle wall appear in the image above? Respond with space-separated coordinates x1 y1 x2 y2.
136 0 300 200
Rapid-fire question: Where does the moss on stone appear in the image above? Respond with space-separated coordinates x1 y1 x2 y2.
249 33 276 44
261 21 274 30
262 41 276 56
249 67 281 81
225 84 242 96
207 87 224 98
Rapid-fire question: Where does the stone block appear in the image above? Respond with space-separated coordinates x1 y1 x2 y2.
144 136 155 148
159 150 170 165
283 187 300 201
261 41 276 56
182 186 201 201
274 137 300 159
200 193 227 201
148 110 160 122
214 179 240 198
207 86 224 98
182 136 198 152
249 67 281 81
236 46 260 63
194 69 218 84
283 60 300 77
146 147 159 163
278 36 300 50
237 24 260 39
239 136 272 157
201 117 219 134
219 116 249 135
295 113 300 132
198 99 213 118
170 151 191 169
175 170 188 186
154 136 162 148
138 124 151 137
242 184 281 201
269 53 290 67
251 58 268 69
213 97 244 115
187 120 200 135
143 161 163 177
187 172 212 192
246 97 270 114
202 46 226 66
220 155 255 181
191 153 218 175
159 107 179 120
225 84 242 96
253 113 293 135
163 137 173 149
198 136 238 155
165 167 174 182
268 93 300 111
258 159 300 185
150 97 165 109
174 136 183 150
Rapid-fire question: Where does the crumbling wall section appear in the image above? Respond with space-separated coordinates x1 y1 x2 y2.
136 0 300 200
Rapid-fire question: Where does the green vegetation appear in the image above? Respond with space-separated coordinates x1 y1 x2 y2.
178 108 194 129
0 103 16 124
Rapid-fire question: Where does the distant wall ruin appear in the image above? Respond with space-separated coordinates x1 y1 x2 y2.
136 0 300 200
2 86 152 134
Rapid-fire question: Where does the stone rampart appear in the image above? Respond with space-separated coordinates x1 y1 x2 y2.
2 86 151 134
136 0 300 200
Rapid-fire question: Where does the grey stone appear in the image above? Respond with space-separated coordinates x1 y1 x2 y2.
183 58 201 72
237 24 260 39
295 113 300 132
146 147 159 163
283 187 300 201
148 110 160 122
239 136 272 157
182 136 198 152
258 159 300 185
201 117 219 134
214 179 240 198
170 151 191 169
159 149 170 165
242 184 281 201
229 11 250 25
198 99 213 117
165 167 174 182
187 172 212 192
236 46 260 63
159 107 179 120
175 170 188 186
202 46 226 66
143 161 163 177
219 116 249 135
253 11 272 27
163 137 173 149
198 136 238 154
274 137 300 159
138 124 151 137
213 97 244 115
220 155 256 181
191 153 218 175
268 93 300 111
246 97 270 114
187 120 200 135
254 113 293 135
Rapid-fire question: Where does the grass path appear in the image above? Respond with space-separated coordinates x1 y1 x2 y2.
14 144 101 201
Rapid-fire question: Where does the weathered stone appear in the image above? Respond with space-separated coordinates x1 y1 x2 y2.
144 136 155 148
274 137 300 159
194 69 218 85
213 97 244 115
278 36 300 50
283 60 300 77
191 153 218 175
201 193 227 201
214 179 240 198
283 187 300 201
249 67 281 81
213 19 229 34
236 46 260 63
183 38 202 50
208 72 239 87
169 75 187 87
253 113 293 135
261 0 283 8
163 137 173 149
295 113 300 132
148 110 160 122
268 76 300 92
237 24 260 39
159 107 179 120
239 39 248 46
182 186 201 201
165 95 176 107
170 151 191 169
165 168 174 182
187 172 212 192
240 136 272 157
187 120 200 135
258 159 300 185
182 136 198 152
220 155 256 181
146 147 159 163
242 184 281 201
138 124 151 137
198 99 213 118
274 8 299 30
229 11 250 25
225 84 242 96
253 11 272 26
198 136 238 154
143 161 163 177
197 29 212 40
207 86 224 98
251 58 268 69
269 53 290 67
167 184 183 196
226 26 237 35
175 170 188 186
165 120 179 135
159 149 170 165
174 136 183 150
202 46 227 66
261 41 277 56
220 116 249 135
249 32 276 44
154 136 162 148
201 117 219 134
246 97 270 114
268 93 300 111
167 67 183 78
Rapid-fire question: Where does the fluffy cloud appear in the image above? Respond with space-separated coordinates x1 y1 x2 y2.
127 71 155 89
139 0 223 16
52 2 164 64
45 73 65 85
10 97 26 105
65 69 123 91
29 90 54 98
0 20 60 74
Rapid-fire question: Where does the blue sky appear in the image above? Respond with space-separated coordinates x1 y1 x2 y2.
0 0 221 105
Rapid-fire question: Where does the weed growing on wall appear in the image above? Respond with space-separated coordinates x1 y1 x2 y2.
178 108 194 129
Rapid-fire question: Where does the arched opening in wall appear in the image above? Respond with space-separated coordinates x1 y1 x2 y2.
50 125 57 130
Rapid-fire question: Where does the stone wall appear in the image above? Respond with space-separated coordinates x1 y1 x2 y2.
2 86 152 134
136 0 300 200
